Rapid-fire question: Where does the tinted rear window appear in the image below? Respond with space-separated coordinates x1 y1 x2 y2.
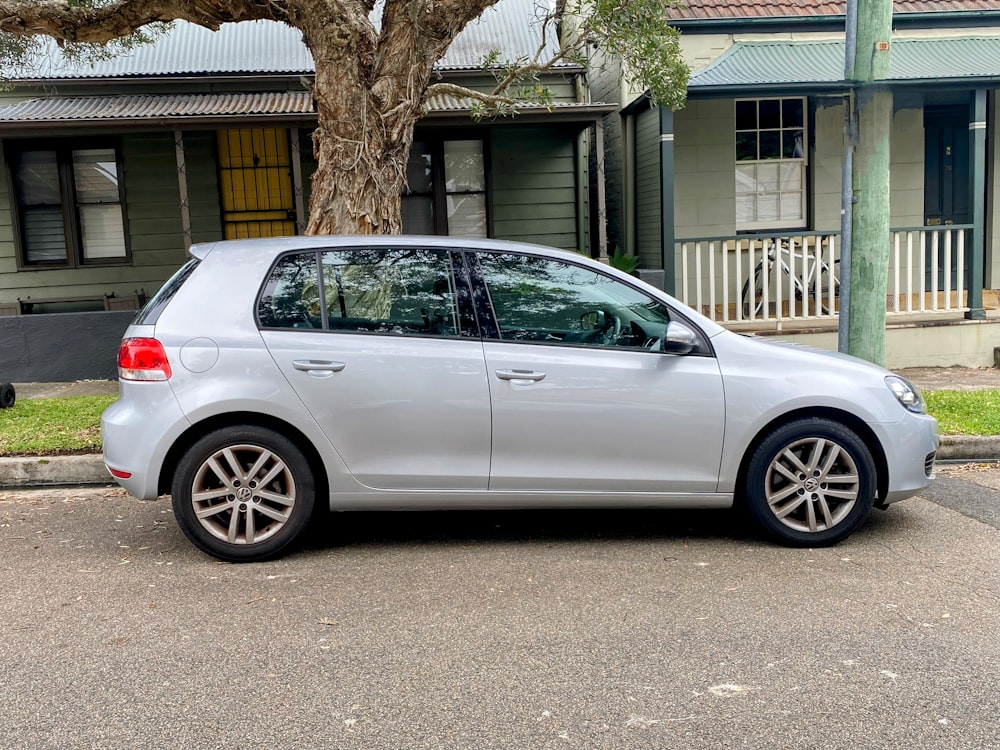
135 258 199 325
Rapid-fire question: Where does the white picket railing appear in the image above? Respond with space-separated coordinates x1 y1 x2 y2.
674 226 971 324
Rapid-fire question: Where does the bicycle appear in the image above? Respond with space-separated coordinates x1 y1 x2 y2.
741 236 840 318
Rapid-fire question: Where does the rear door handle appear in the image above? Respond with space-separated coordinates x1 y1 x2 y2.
495 369 546 382
293 359 346 373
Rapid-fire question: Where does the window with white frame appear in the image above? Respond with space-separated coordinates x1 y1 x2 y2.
8 142 129 267
402 138 488 237
735 98 806 230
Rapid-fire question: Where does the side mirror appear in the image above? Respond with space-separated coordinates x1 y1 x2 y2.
661 321 698 355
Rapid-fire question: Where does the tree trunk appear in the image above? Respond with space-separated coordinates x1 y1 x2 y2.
306 55 416 235
302 12 444 237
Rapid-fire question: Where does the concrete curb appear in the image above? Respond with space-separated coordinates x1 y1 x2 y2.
0 437 997 489
936 435 1000 462
0 454 111 488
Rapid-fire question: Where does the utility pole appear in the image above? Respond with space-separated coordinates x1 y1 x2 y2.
845 0 893 366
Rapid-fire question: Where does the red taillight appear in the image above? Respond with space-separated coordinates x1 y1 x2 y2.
108 467 132 479
118 337 172 381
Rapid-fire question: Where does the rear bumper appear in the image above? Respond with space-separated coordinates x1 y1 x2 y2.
101 381 190 500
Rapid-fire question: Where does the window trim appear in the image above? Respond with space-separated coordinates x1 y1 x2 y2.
734 97 808 233
403 131 493 238
467 248 715 357
255 246 481 340
6 138 132 271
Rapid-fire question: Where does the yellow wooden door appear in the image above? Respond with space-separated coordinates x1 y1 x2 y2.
217 128 297 239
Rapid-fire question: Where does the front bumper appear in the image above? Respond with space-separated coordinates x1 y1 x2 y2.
877 411 939 507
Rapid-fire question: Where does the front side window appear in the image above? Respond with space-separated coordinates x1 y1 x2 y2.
258 247 460 338
735 98 806 230
402 138 488 237
478 252 671 349
9 143 128 267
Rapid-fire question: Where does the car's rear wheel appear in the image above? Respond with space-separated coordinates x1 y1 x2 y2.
171 426 315 562
745 418 876 546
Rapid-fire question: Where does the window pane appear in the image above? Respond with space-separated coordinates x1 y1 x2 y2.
781 162 803 190
444 140 485 192
73 149 120 203
80 204 127 259
759 100 781 130
22 206 67 263
401 195 435 235
15 151 60 205
757 194 779 222
782 98 804 127
782 130 804 158
735 164 757 195
735 195 756 225
446 194 487 237
759 131 781 159
479 253 669 349
321 248 457 337
257 252 320 329
405 142 433 194
780 192 803 221
736 132 757 161
735 101 757 130
756 163 779 192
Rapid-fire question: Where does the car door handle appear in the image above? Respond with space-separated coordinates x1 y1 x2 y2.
293 359 347 373
495 369 546 382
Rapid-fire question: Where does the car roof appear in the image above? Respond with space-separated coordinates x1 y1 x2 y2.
189 235 587 263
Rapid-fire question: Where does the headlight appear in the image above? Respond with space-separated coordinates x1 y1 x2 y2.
885 375 926 414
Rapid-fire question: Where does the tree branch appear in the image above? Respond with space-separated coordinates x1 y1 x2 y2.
0 0 289 43
425 81 515 108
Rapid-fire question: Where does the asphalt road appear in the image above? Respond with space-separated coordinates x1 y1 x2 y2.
1 474 999 750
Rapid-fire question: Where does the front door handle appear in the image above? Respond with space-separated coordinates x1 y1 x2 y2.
495 369 546 382
293 359 347 373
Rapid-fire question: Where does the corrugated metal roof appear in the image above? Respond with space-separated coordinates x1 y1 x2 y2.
0 92 314 122
0 91 613 126
19 0 563 80
689 36 1000 89
668 0 1000 21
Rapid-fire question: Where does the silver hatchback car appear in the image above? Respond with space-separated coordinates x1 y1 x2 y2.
102 236 938 561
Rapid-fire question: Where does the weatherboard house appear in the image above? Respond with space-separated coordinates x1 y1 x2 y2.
0 0 611 381
592 0 1000 367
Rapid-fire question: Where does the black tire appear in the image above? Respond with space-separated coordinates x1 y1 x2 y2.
171 426 316 562
0 383 14 409
744 418 876 547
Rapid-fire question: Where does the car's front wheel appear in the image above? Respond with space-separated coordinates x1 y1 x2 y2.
171 426 316 562
745 418 876 546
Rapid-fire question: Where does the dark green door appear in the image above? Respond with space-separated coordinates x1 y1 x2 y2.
924 106 970 290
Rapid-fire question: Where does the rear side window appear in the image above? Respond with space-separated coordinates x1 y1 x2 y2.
257 247 461 338
135 258 199 325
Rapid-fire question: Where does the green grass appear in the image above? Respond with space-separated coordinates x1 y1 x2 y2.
0 395 117 456
925 389 1000 436
0 388 995 457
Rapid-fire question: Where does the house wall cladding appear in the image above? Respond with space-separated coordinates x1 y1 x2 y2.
588 50 626 254
0 132 211 306
634 104 662 270
491 126 580 251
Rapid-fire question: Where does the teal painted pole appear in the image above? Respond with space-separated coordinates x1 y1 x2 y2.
847 0 893 366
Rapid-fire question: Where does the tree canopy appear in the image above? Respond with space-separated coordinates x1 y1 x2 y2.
0 0 688 235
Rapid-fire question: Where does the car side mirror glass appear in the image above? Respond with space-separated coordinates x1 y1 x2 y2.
661 321 698 355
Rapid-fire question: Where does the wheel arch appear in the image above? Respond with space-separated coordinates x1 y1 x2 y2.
734 407 889 507
158 412 330 501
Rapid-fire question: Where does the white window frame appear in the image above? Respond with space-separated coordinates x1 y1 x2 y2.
735 97 807 232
